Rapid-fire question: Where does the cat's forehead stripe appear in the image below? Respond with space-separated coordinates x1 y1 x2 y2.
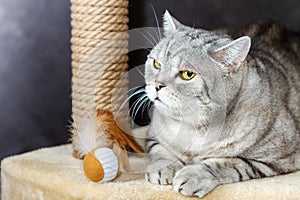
162 31 223 59
163 39 173 63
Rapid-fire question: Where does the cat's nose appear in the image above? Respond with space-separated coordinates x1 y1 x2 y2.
155 83 165 91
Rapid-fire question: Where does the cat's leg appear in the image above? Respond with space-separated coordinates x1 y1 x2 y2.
173 157 277 198
145 138 185 185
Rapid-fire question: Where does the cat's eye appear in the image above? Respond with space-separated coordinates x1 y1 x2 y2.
180 70 196 80
153 59 161 69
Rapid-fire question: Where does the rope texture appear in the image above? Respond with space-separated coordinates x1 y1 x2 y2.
71 0 129 121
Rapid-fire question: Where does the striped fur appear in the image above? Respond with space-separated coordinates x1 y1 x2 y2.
144 11 300 198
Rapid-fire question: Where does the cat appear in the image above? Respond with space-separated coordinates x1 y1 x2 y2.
142 10 300 198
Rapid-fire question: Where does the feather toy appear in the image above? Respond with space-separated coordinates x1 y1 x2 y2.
72 109 144 182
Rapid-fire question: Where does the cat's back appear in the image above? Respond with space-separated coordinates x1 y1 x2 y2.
231 20 300 130
241 20 300 79
231 20 300 61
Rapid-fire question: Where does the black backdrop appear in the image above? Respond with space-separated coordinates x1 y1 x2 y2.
0 0 299 161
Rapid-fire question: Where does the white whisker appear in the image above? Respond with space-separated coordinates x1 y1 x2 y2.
145 30 159 45
136 68 145 76
135 29 155 47
150 4 162 40
116 88 145 118
146 99 153 115
130 94 147 120
137 46 152 53
133 96 149 120
120 86 141 97
142 98 152 114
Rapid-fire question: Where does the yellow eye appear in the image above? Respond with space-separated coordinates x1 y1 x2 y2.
180 70 196 80
153 59 161 69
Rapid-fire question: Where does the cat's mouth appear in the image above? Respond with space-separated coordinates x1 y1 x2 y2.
154 96 167 107
155 96 165 104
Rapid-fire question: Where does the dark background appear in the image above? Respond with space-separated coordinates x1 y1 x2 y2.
0 0 300 161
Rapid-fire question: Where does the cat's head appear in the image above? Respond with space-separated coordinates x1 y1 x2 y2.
145 11 251 121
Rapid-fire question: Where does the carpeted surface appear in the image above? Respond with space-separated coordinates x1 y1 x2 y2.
1 144 300 200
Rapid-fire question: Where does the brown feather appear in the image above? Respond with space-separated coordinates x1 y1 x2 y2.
96 109 144 153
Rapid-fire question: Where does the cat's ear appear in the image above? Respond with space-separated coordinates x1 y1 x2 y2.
162 10 183 35
209 36 251 74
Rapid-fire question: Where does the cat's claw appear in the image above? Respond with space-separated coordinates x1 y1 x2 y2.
173 165 220 198
145 161 175 185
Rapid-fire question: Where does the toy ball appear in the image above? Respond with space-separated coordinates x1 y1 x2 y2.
83 147 119 182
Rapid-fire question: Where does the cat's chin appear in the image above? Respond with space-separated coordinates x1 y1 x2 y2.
154 104 210 126
153 103 185 121
154 101 171 115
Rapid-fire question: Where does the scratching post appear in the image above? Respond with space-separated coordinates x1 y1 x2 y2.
70 0 130 158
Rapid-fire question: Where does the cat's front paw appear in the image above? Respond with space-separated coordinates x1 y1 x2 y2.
173 165 220 198
145 160 176 185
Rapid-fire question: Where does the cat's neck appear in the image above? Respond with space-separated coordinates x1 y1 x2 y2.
222 59 250 115
152 108 210 134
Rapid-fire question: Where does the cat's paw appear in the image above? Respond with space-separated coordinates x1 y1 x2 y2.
173 165 220 198
145 160 176 185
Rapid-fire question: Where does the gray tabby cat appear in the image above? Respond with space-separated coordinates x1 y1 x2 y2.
144 11 300 198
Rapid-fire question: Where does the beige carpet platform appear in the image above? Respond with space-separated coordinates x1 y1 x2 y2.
1 144 300 200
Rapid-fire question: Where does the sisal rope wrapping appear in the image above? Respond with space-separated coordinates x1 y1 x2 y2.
70 0 130 155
